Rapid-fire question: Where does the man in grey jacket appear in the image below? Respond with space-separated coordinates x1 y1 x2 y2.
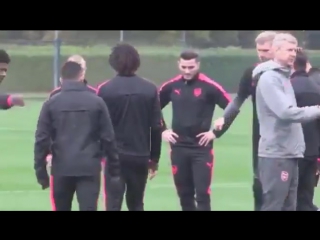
254 33 320 211
213 31 277 211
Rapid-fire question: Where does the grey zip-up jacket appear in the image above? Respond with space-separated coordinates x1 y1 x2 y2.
253 60 320 159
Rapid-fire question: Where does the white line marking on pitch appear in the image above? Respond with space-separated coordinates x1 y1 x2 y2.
0 182 250 194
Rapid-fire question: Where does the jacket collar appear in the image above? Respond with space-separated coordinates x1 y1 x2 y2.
182 72 199 84
61 80 88 91
291 70 308 78
309 67 320 76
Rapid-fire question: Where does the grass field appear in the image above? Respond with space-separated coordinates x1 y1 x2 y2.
1 98 319 211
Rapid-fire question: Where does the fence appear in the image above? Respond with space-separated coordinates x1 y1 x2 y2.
2 30 320 93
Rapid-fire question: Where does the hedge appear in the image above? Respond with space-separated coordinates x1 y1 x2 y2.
3 46 320 93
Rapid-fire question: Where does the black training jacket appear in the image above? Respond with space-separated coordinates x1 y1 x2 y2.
291 70 320 158
223 65 260 154
34 81 119 177
159 73 231 148
97 75 162 163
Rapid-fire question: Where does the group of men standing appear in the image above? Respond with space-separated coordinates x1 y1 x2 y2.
33 43 236 211
215 31 320 211
32 32 320 211
1 31 319 211
34 44 162 211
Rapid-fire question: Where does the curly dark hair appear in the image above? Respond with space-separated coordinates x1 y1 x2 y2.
0 49 10 64
109 43 140 76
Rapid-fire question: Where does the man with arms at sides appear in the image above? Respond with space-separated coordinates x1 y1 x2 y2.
213 31 277 211
254 33 320 211
34 61 120 211
49 55 96 98
0 49 24 109
290 50 320 211
97 43 162 211
46 55 107 208
159 50 231 211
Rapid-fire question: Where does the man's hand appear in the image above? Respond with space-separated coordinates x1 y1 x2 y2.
35 168 50 190
162 129 178 143
148 160 158 180
214 117 225 131
46 154 52 168
10 94 25 107
197 131 216 146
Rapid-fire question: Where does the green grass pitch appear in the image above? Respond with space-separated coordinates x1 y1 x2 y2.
0 99 319 210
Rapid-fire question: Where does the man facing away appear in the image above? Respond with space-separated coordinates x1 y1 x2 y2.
97 43 162 211
290 50 320 211
254 33 320 211
213 31 277 211
298 52 320 210
160 50 231 211
46 54 107 209
34 61 119 211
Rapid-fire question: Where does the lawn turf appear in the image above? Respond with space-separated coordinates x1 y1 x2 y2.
0 100 318 210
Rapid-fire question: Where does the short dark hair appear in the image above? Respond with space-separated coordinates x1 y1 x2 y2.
61 61 82 80
0 50 10 64
180 50 199 61
109 43 140 76
294 50 308 71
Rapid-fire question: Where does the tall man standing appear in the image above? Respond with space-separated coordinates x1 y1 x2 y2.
290 50 320 211
46 54 102 209
254 33 320 211
298 51 320 210
160 50 231 211
34 61 119 211
213 31 277 211
97 43 162 211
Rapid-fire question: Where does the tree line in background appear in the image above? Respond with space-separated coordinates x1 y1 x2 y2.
1 31 320 49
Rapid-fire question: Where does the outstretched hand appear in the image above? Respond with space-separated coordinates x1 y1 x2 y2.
10 94 25 107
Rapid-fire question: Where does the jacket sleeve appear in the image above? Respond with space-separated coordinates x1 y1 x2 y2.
158 82 172 131
258 73 320 122
34 100 52 173
0 94 12 110
207 81 233 138
98 99 120 177
150 88 162 163
224 66 253 120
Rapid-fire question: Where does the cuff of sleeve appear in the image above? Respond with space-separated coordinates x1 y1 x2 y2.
150 158 159 164
7 95 12 106
161 126 167 133
212 129 222 138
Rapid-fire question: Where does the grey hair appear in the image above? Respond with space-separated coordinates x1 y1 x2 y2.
272 33 298 48
67 55 86 69
255 31 277 44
